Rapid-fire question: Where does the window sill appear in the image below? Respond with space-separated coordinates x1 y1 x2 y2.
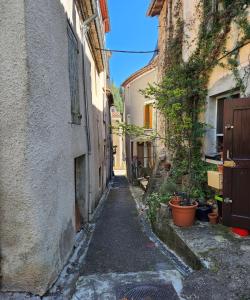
69 122 81 126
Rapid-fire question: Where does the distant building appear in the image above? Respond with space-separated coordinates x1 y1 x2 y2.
111 107 126 171
122 59 158 181
0 0 112 295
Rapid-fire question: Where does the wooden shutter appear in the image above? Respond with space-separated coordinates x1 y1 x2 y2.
144 104 153 129
144 105 149 128
149 104 153 129
67 24 80 124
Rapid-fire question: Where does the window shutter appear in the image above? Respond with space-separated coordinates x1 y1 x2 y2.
149 105 153 129
144 105 149 128
67 24 80 124
144 104 153 129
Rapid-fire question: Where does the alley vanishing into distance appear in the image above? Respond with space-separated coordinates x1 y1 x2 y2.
2 0 250 299
72 176 184 299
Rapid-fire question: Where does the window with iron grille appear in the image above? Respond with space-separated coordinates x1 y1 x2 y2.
67 23 81 124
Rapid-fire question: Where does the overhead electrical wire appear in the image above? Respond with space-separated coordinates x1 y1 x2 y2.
96 40 249 57
95 47 159 54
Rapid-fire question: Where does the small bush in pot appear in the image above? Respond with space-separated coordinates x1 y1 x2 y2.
169 193 198 227
159 178 178 195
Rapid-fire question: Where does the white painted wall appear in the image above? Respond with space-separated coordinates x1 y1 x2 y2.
124 67 157 178
124 69 157 127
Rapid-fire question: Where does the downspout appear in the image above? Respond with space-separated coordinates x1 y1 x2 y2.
81 13 97 221
82 12 98 32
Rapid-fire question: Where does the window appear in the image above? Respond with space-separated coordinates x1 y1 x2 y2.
67 23 81 124
144 104 153 129
216 92 240 152
75 155 87 228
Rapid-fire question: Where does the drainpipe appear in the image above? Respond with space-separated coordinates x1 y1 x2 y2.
82 13 98 32
81 13 98 222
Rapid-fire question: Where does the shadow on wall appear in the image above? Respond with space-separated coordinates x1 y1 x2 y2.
84 52 113 212
1 0 109 296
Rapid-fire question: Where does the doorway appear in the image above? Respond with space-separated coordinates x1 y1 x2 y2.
75 155 87 232
223 98 250 230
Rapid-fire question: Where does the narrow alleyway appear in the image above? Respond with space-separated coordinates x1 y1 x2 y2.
72 176 184 299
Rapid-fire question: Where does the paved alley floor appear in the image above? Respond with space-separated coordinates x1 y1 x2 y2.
72 176 184 300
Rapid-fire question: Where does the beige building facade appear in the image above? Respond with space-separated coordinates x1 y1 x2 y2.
147 0 250 162
122 61 158 180
111 108 126 171
0 0 112 295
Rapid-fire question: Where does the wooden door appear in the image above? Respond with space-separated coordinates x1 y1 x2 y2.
75 155 87 231
137 142 144 165
223 98 250 229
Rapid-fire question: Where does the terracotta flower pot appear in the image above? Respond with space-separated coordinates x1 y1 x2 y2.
169 200 198 227
208 212 218 224
217 165 223 173
170 195 181 205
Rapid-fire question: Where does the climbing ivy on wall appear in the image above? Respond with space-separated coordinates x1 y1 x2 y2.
142 0 250 198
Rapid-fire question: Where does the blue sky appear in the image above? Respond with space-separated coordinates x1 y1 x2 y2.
106 1 158 87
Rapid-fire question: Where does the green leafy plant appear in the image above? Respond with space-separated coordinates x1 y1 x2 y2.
114 1 249 206
146 192 172 222
146 193 162 222
142 0 249 201
159 178 178 195
111 82 124 113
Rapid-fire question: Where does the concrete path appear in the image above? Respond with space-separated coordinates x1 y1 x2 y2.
72 176 184 300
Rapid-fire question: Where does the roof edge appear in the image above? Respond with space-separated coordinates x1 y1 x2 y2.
100 0 111 33
147 0 165 17
121 60 157 88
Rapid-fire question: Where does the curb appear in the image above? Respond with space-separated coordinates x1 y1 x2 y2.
129 185 192 277
153 218 203 271
46 181 113 299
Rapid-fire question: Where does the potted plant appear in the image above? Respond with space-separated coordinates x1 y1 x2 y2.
208 212 218 224
196 199 212 222
160 179 180 203
217 164 223 173
170 193 181 205
169 193 198 227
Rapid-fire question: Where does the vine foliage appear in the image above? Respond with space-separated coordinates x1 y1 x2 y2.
142 0 250 198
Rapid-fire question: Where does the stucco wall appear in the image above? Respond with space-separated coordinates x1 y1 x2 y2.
0 0 110 295
157 0 168 78
154 1 250 159
204 12 250 156
182 0 201 62
0 0 33 292
124 68 157 178
124 69 157 127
